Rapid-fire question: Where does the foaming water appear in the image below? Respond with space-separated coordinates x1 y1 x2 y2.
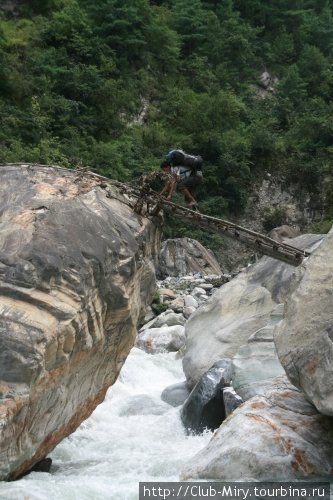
0 348 211 500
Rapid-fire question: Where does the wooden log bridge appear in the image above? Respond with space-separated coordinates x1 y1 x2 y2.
108 173 310 267
137 195 309 267
1 164 310 267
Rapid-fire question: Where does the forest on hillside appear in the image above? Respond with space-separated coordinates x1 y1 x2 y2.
1 0 333 246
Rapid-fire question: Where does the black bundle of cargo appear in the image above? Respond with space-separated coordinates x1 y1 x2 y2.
166 150 203 172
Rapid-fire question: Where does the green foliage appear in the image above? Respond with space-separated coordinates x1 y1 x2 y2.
298 45 333 99
151 291 169 314
171 0 207 57
263 206 288 232
274 64 308 127
43 0 96 62
94 0 154 65
1 0 333 249
307 218 333 234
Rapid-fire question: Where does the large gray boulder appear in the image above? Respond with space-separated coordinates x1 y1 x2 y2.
232 304 286 400
181 376 333 481
135 325 185 353
0 164 161 480
183 277 275 388
181 360 232 434
183 234 323 388
275 230 333 415
269 225 301 242
161 381 190 407
158 238 222 278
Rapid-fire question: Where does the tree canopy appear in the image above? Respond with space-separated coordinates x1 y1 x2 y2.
1 0 333 244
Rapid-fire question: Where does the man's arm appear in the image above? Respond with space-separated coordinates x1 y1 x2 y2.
159 170 178 199
159 183 170 196
165 176 177 200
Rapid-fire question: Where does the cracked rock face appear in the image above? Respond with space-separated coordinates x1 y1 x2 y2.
0 164 161 480
275 230 333 415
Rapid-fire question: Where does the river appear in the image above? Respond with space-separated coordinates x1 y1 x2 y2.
0 348 211 500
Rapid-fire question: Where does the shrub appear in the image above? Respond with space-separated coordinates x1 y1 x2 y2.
262 206 288 232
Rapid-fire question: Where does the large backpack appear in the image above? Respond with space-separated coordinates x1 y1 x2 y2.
166 149 203 173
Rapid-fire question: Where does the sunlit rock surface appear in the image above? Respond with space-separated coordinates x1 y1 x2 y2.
181 376 333 481
0 164 161 480
135 325 185 353
182 234 323 388
275 230 333 415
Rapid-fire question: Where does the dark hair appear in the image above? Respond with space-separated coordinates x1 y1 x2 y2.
160 160 171 169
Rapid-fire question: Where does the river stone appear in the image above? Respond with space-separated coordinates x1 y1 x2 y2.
222 387 243 417
269 225 301 242
183 306 196 319
275 230 333 415
0 164 161 481
180 360 232 434
181 376 333 481
199 283 214 291
191 287 207 297
150 311 186 328
183 234 323 388
169 297 185 313
158 288 178 300
184 295 198 309
158 238 222 278
161 381 191 407
139 309 184 331
135 325 185 353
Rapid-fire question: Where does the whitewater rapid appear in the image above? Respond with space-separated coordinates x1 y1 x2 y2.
0 348 211 500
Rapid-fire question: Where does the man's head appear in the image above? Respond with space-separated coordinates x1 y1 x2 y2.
160 160 171 172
